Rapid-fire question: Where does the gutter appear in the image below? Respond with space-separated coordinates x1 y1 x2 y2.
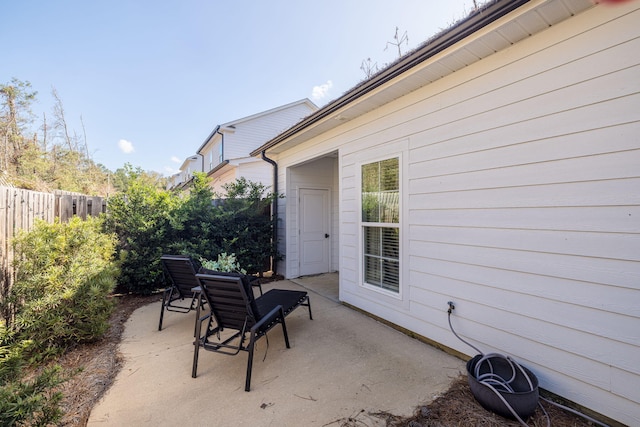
197 153 204 172
216 129 225 162
261 150 279 273
197 125 220 155
250 0 529 157
205 160 230 177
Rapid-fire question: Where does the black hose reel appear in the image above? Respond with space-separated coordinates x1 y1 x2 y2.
466 353 539 422
448 302 539 424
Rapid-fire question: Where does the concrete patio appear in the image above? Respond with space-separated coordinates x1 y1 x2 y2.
88 275 465 426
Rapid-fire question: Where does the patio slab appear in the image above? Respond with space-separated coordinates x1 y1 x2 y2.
88 279 465 426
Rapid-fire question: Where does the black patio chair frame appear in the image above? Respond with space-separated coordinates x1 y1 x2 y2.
192 272 312 391
158 255 205 331
198 267 264 296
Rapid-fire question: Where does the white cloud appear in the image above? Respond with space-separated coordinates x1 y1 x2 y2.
164 166 179 174
118 139 135 154
311 80 333 102
170 156 181 164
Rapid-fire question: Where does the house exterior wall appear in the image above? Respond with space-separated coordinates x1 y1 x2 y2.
208 159 272 196
193 100 316 194
272 2 640 425
197 101 316 177
223 102 314 161
208 168 237 196
283 157 339 277
235 159 273 189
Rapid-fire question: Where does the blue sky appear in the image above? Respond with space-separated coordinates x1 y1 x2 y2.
2 0 474 175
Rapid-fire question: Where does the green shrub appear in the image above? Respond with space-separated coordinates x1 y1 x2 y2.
215 178 280 274
104 174 177 294
10 216 118 357
0 366 63 427
0 332 63 427
106 174 280 294
166 172 223 261
0 216 117 425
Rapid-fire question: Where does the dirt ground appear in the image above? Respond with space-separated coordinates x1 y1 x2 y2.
54 292 602 427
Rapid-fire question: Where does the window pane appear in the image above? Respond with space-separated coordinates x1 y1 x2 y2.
361 158 399 224
379 191 399 223
381 259 399 292
364 227 381 256
361 163 379 192
364 256 381 284
363 226 399 292
362 193 380 222
381 228 399 258
380 158 399 191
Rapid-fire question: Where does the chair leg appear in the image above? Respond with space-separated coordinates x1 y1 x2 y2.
245 332 256 392
158 288 170 331
193 294 202 338
306 296 313 320
192 317 203 378
280 308 290 349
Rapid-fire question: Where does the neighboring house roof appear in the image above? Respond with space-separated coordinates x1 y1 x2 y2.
198 98 317 155
170 98 317 190
179 155 202 171
251 0 595 156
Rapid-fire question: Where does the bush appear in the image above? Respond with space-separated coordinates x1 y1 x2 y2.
0 215 116 426
0 334 63 427
103 175 177 294
166 172 223 261
214 177 280 274
106 174 280 294
9 216 118 357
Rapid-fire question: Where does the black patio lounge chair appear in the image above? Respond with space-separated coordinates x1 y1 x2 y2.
198 267 264 296
192 272 312 391
158 255 205 331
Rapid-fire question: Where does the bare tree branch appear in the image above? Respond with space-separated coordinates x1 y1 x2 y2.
52 87 74 150
385 26 408 58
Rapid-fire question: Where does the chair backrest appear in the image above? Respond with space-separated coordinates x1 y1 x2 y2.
198 267 257 299
196 273 259 331
161 255 200 298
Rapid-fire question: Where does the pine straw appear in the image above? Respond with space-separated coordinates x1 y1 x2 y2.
325 375 598 427
385 375 599 427
55 294 161 426
52 290 600 427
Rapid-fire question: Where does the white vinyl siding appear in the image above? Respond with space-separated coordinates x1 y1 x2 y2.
270 2 640 424
224 102 315 161
372 4 638 423
191 99 316 192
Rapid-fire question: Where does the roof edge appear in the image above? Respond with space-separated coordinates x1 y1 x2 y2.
251 0 529 157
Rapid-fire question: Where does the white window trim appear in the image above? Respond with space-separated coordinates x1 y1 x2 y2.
357 152 403 301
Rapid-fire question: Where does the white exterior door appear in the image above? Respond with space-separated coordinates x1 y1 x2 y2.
299 188 330 276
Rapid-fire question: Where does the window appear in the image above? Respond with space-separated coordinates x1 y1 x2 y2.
361 157 399 293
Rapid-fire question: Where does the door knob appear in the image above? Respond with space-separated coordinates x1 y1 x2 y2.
325 234 330 238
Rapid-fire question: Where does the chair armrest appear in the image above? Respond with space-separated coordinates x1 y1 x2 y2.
251 304 284 333
248 276 263 296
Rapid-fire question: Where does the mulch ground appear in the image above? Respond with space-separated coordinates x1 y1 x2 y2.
53 290 603 427
55 293 161 426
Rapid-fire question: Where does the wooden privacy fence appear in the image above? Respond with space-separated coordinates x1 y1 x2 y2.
0 186 105 318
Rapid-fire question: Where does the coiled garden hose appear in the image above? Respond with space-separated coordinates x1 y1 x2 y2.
447 302 609 427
